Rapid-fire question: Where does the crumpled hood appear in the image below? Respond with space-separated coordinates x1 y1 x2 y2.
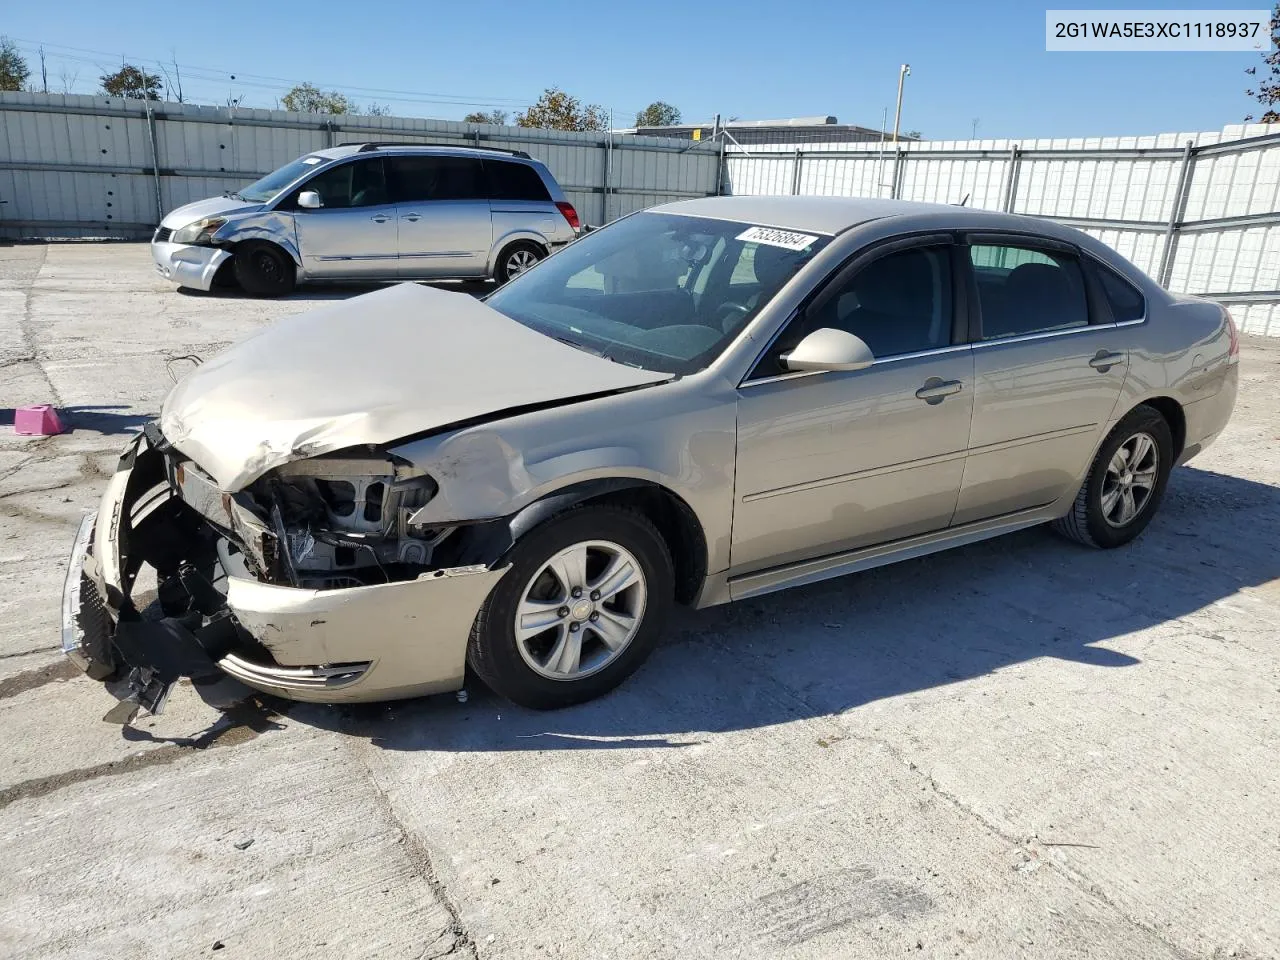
160 195 262 230
160 282 670 491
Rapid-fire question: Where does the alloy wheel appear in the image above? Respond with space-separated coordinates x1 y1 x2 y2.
513 540 647 681
506 249 540 277
1101 431 1159 527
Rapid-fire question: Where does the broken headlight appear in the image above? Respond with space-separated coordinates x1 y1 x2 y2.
171 216 227 245
247 455 447 587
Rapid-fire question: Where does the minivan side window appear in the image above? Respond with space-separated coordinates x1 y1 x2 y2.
486 160 551 201
300 158 388 209
968 243 1089 340
387 156 486 202
1094 261 1146 323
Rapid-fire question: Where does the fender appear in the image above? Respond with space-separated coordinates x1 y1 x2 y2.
442 478 654 567
214 212 304 267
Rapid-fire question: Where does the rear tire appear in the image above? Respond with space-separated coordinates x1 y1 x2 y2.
493 241 545 284
1052 404 1174 548
467 505 673 709
234 241 296 297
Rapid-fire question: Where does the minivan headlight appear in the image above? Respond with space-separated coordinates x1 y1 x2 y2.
171 217 227 245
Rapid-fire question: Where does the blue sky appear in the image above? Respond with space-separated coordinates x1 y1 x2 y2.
4 0 1272 138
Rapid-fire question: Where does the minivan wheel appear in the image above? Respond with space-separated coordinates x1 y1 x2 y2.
494 241 545 284
466 505 674 709
1052 404 1174 548
234 241 296 297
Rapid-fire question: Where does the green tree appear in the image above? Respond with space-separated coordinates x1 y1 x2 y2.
365 102 392 117
1245 4 1280 122
634 101 681 127
516 87 607 131
99 64 162 99
0 37 29 92
464 109 508 125
282 82 356 115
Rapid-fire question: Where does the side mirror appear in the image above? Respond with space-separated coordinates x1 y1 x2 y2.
782 327 875 373
297 190 322 210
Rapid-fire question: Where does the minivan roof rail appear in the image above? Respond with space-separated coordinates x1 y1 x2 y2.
341 141 532 159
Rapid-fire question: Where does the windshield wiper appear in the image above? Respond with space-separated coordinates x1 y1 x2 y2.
222 191 246 201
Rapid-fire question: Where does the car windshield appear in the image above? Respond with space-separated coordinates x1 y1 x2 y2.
484 211 830 374
237 155 329 203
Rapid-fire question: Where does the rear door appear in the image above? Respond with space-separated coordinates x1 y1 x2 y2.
291 157 398 279
953 235 1128 524
387 155 491 277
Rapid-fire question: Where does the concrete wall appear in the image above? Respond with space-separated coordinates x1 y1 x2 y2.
0 91 722 239
725 125 1280 336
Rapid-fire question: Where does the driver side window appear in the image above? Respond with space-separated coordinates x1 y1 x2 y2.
296 158 389 209
751 245 954 379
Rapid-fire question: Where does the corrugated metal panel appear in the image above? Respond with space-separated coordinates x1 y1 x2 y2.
718 124 1280 333
0 91 720 239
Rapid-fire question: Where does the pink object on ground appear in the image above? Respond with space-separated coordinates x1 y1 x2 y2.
13 405 65 436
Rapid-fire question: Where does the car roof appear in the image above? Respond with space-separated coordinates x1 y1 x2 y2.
651 196 1039 236
305 143 539 163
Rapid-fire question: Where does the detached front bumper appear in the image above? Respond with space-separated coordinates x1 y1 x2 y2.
151 240 231 291
62 434 507 715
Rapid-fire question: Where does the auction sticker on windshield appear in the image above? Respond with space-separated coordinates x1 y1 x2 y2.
736 226 820 250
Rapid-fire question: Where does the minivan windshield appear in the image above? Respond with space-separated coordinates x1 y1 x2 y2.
484 212 830 375
238 155 328 203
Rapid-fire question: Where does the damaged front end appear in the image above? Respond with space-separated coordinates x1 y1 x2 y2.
63 427 508 720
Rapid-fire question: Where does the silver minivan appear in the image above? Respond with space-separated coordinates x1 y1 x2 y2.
151 143 580 296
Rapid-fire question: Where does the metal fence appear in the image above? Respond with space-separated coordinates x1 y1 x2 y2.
724 126 1280 336
0 91 722 240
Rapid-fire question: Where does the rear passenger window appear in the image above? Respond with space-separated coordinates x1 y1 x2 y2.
1095 263 1146 323
387 156 485 202
485 160 551 201
969 243 1089 340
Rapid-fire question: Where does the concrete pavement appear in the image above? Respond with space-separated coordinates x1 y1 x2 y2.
1 242 1277 959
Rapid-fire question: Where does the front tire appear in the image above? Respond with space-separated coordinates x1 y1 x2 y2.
467 505 673 709
493 241 545 284
234 241 296 297
1052 404 1174 548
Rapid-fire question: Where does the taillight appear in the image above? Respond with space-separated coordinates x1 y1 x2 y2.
555 201 580 232
1225 309 1240 358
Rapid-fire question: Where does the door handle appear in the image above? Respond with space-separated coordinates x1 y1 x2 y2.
915 378 964 404
371 215 391 223
1089 350 1126 371
401 214 422 222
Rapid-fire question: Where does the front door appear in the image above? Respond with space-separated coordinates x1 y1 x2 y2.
386 155 492 278
953 238 1128 524
293 157 398 279
732 241 975 574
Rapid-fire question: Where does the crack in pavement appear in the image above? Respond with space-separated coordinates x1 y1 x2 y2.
0 700 283 811
15 245 62 408
684 631 1202 960
344 736 480 960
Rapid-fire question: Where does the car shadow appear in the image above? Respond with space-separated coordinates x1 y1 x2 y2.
250 465 1280 752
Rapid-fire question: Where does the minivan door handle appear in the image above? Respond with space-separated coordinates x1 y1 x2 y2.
915 378 964 404
1089 350 1126 371
370 215 391 224
401 214 422 222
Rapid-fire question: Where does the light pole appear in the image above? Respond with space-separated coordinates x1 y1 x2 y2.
891 63 911 142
